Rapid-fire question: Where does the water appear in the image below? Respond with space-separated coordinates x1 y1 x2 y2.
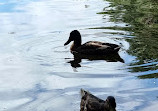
0 0 158 111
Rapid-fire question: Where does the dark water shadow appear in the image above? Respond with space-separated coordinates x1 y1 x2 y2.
67 53 124 68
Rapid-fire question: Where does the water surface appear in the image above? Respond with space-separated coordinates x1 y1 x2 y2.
0 0 158 111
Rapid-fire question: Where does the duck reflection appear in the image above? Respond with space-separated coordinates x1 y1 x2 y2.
67 52 124 68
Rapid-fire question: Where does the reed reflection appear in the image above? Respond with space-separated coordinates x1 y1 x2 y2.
101 0 158 72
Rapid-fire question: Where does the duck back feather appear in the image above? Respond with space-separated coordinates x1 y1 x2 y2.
74 41 120 55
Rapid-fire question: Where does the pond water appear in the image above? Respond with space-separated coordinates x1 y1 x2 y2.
0 0 158 111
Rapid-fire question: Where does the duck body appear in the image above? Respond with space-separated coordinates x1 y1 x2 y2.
64 30 120 55
73 41 120 55
80 89 116 111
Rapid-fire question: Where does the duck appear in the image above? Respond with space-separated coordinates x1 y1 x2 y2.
64 30 120 55
80 89 116 111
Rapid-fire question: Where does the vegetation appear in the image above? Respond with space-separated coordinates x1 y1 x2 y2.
95 0 158 78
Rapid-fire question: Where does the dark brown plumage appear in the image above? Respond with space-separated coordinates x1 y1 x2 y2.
64 30 120 55
80 89 116 111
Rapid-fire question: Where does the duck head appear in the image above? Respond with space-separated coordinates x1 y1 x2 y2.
64 30 82 46
105 96 116 111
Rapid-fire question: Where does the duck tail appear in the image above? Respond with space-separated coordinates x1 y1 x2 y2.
114 46 120 52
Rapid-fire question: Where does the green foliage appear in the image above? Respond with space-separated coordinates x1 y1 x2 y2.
97 0 158 77
100 0 158 62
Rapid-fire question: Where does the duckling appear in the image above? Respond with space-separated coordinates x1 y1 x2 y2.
80 89 116 111
64 30 120 55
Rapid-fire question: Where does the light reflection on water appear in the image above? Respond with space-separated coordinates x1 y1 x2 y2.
0 0 158 111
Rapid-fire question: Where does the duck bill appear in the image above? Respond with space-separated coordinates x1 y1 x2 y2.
64 39 71 46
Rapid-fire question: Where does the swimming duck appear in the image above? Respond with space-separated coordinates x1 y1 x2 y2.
64 30 120 55
80 89 116 111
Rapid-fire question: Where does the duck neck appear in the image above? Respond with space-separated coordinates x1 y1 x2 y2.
74 41 81 47
74 36 82 48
